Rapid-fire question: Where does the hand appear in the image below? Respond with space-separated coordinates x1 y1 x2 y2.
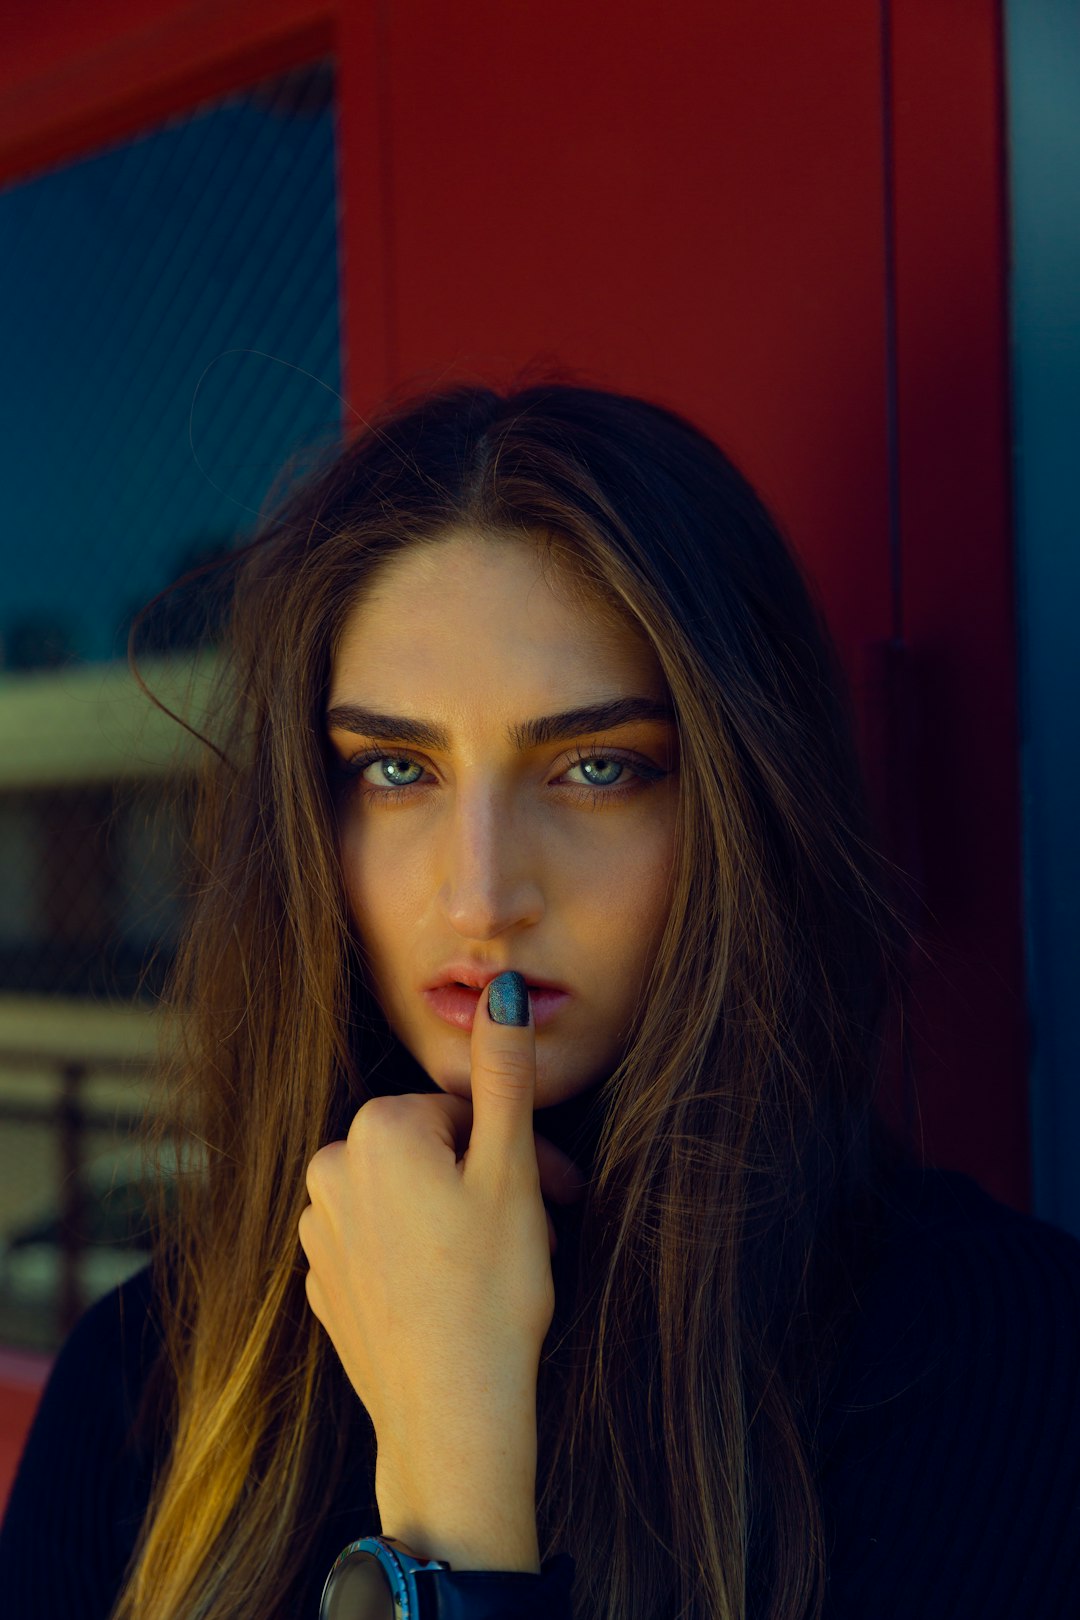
298 972 586 1567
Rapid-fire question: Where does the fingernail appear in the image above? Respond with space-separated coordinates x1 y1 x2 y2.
488 970 530 1026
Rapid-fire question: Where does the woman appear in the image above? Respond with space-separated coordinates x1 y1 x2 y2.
2 379 1078 1620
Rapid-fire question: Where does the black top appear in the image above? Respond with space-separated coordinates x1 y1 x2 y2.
2 1162 1079 1619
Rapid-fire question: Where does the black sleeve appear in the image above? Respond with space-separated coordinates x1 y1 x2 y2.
0 1264 159 1620
817 1199 1080 1620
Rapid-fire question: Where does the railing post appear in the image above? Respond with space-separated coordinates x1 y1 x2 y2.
57 1061 86 1337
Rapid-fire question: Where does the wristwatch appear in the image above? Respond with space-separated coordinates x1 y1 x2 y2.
319 1534 575 1619
320 1535 445 1619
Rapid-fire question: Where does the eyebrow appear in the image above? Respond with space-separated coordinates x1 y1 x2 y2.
324 696 676 752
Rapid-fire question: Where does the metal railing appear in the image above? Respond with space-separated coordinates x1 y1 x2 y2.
0 1047 157 1338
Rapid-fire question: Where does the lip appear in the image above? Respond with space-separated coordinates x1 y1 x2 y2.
424 965 568 994
422 978 571 1031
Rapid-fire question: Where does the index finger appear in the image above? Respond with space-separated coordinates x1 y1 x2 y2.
465 969 537 1179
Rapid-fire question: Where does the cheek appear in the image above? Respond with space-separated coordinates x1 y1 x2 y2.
621 855 675 970
577 821 676 971
337 816 367 923
337 816 424 947
338 825 432 1030
621 807 676 906
338 816 393 946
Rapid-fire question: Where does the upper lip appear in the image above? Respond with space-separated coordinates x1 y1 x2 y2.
425 965 568 993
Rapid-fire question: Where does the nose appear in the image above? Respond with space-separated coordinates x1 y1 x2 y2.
438 781 544 940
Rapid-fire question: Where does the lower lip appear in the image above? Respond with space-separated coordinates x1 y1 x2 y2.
423 984 570 1030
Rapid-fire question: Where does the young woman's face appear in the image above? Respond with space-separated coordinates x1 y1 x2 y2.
327 529 680 1108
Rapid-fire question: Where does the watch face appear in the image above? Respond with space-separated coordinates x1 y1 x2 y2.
320 1548 399 1620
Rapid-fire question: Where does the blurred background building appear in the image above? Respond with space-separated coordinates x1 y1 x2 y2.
0 0 1076 1509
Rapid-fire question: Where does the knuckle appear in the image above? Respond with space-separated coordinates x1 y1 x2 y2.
305 1138 346 1199
483 1050 535 1094
304 1269 324 1323
349 1094 406 1141
304 1150 328 1200
297 1204 324 1265
346 1101 372 1142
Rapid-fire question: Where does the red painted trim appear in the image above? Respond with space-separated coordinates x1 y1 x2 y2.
888 0 1027 1209
336 1 394 411
0 1350 51 1390
0 0 335 188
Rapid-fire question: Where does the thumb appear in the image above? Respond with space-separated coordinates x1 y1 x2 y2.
466 969 537 1179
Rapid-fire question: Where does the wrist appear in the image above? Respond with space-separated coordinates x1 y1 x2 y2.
321 1536 575 1620
377 1478 541 1572
378 1485 541 1572
375 1439 539 1572
381 1519 541 1575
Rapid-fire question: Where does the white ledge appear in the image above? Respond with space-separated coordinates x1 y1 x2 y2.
0 652 219 788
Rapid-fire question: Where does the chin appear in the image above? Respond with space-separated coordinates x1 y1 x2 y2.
413 1045 471 1095
430 1068 471 1097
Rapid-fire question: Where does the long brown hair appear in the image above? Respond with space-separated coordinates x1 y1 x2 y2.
114 376 919 1620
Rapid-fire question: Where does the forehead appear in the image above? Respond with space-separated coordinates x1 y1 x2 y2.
330 528 665 702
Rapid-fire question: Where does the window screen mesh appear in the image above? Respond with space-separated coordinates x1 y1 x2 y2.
0 60 342 1349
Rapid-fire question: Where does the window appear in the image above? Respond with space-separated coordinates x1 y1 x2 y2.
0 59 341 1350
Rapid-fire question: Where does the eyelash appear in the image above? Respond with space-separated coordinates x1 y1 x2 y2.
334 746 667 809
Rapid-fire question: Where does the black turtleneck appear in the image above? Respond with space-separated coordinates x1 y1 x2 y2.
2 1158 1079 1618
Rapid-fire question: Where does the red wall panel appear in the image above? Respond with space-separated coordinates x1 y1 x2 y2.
363 0 895 673
0 0 333 184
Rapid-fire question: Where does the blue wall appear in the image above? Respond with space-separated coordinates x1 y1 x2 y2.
1005 0 1080 1237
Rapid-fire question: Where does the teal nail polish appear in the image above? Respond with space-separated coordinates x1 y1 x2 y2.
488 970 530 1026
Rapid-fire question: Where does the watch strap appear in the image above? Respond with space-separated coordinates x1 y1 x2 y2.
411 1552 575 1619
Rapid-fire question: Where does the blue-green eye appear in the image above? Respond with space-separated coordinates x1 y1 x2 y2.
568 756 624 787
362 756 423 789
334 745 668 806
